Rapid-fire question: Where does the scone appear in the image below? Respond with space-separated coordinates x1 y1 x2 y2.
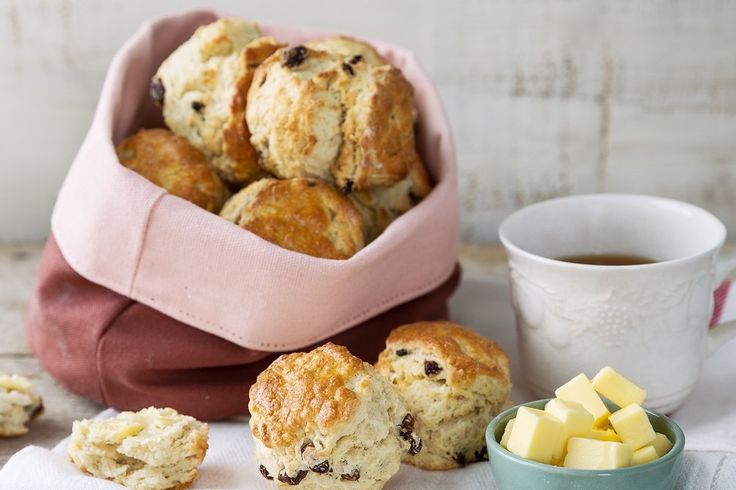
349 156 432 241
116 128 230 213
68 407 208 490
247 43 423 192
234 178 365 259
218 184 253 223
152 18 282 185
249 343 422 489
0 374 43 437
375 321 511 470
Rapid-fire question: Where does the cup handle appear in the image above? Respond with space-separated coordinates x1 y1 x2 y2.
706 256 736 357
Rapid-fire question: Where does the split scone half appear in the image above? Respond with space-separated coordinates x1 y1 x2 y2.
249 342 422 489
375 321 511 470
0 374 43 437
68 407 209 490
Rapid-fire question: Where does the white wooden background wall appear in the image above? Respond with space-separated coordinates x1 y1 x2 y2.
2 0 735 243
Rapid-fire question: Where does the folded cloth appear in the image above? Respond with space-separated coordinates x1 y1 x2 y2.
3 279 735 489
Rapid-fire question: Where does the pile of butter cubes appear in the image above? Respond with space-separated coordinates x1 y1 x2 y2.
500 367 674 469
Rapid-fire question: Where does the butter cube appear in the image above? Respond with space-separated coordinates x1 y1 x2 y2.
110 422 145 442
545 398 594 461
651 432 673 457
631 445 658 466
563 437 632 470
507 407 563 464
555 374 611 426
609 404 656 450
592 366 647 408
500 418 515 449
588 427 622 442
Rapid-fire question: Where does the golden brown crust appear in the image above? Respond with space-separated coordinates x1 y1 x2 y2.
248 343 367 448
376 321 510 386
218 186 253 223
220 36 284 184
73 461 197 490
238 178 364 259
116 128 230 213
333 63 418 192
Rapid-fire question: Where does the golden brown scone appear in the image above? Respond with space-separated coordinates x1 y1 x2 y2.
218 185 253 223
236 178 364 259
305 36 386 66
116 128 230 213
349 156 432 241
375 321 511 470
68 407 208 490
249 343 421 489
152 18 283 185
247 43 422 192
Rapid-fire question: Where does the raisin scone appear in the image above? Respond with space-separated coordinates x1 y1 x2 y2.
249 343 422 489
68 407 208 490
232 178 364 259
375 321 511 470
349 155 432 241
0 374 43 437
247 43 423 193
303 37 432 240
152 18 282 185
218 184 253 223
116 128 230 212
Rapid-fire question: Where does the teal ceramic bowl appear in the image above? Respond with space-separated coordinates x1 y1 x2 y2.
485 399 685 490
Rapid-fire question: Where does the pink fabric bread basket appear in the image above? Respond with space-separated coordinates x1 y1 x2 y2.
26 9 460 420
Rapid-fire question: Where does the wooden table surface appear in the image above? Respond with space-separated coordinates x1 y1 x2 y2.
2 242 732 467
0 245 103 466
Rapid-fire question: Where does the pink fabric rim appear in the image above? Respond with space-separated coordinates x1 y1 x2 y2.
50 9 459 351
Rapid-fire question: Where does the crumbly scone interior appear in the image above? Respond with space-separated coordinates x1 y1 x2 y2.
68 407 208 490
378 346 509 469
0 374 43 437
219 179 271 223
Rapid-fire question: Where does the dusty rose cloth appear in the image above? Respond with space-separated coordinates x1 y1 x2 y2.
26 10 460 419
49 9 459 352
27 235 461 420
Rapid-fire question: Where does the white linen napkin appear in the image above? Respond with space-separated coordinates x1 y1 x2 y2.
2 277 735 489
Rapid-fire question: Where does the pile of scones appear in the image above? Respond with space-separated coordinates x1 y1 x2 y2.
116 17 432 260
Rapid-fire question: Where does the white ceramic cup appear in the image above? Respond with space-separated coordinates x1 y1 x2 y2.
499 194 736 413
